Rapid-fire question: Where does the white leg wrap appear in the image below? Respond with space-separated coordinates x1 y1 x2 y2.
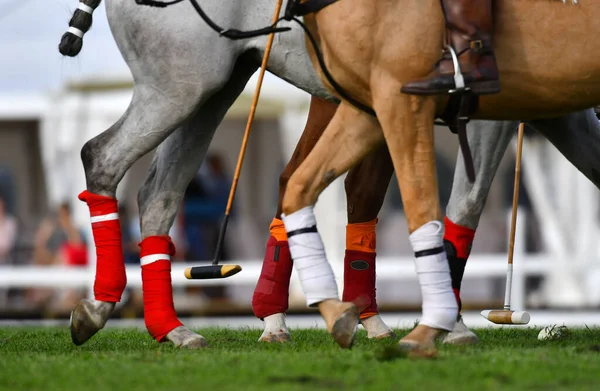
409 221 458 331
281 206 338 307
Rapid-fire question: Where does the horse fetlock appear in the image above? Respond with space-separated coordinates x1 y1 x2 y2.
259 313 291 343
70 299 115 346
165 326 208 349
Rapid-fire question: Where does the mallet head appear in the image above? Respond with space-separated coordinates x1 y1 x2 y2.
184 264 242 280
481 310 530 325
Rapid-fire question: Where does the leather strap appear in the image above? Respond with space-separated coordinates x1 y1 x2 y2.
285 0 339 20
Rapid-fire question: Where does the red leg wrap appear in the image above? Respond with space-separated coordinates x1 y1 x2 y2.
443 216 476 312
140 236 182 342
252 235 293 319
79 190 126 303
342 250 377 319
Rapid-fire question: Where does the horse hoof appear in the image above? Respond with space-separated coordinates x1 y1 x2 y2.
397 324 447 358
442 316 479 345
165 326 208 349
397 340 438 358
70 299 115 346
360 314 396 340
258 313 291 343
258 331 292 343
330 309 359 348
320 301 359 349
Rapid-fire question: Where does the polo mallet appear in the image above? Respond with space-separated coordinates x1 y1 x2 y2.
481 122 531 325
184 0 284 280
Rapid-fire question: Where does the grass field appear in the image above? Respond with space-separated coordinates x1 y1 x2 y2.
1 326 599 391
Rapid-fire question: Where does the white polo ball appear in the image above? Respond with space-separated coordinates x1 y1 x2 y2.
537 325 569 341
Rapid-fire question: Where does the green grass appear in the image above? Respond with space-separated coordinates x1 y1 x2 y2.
0 327 599 391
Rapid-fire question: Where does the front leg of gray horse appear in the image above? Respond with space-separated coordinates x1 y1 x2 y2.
442 120 518 345
136 62 256 348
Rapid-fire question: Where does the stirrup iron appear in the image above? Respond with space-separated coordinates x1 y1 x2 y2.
447 46 468 94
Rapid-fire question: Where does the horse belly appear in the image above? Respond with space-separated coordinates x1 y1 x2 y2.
477 0 600 120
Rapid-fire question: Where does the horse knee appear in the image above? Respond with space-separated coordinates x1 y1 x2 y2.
281 173 315 215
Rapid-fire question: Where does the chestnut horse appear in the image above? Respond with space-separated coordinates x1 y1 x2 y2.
277 0 600 353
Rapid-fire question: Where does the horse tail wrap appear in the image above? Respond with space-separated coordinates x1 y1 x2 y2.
59 0 103 57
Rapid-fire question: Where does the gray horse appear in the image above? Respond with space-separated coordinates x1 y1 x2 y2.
60 0 600 348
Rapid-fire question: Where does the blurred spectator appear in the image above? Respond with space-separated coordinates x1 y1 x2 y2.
0 195 17 308
184 153 232 260
119 205 140 265
28 203 88 313
0 196 17 264
182 153 233 302
124 204 186 261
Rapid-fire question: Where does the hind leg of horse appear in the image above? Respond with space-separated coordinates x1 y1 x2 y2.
254 97 337 343
281 103 385 348
442 120 516 345
531 110 600 188
134 62 256 348
70 84 210 346
373 91 457 356
343 145 395 339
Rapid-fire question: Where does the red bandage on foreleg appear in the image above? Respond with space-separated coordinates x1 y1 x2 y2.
343 219 378 319
79 190 126 302
252 219 293 319
140 236 182 342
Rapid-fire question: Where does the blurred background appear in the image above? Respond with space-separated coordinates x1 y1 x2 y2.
1 1 599 325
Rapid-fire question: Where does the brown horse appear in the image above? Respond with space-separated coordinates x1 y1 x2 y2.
276 0 600 353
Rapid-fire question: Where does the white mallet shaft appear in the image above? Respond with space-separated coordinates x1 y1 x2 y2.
504 122 525 310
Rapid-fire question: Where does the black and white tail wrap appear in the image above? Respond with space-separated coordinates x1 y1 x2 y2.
59 0 103 57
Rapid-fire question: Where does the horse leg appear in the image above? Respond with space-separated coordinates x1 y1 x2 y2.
443 110 600 344
70 81 217 346
255 97 395 341
135 59 256 348
281 103 385 348
253 96 337 343
343 145 395 339
530 110 600 187
373 91 457 356
443 120 517 345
